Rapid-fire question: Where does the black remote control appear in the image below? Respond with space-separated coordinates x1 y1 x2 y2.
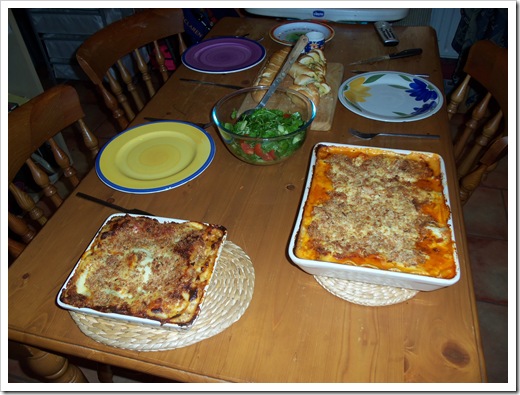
374 21 399 46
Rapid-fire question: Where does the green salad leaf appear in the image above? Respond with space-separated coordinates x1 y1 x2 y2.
225 108 304 137
223 108 306 163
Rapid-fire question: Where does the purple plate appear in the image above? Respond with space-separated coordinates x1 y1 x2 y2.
181 37 266 74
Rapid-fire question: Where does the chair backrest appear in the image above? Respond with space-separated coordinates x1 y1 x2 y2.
446 40 507 204
76 8 186 131
8 84 99 261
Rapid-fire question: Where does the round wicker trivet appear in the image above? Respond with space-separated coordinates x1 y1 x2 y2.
314 275 418 306
69 241 254 351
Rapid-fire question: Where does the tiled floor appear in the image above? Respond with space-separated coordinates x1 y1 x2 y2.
8 75 509 384
462 159 509 383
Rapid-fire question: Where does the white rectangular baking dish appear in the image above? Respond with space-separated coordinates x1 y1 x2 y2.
57 213 226 330
288 142 460 292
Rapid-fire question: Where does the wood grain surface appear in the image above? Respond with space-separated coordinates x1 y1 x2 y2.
8 17 486 384
310 62 344 131
253 62 344 131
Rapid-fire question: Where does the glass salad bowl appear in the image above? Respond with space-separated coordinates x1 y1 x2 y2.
212 86 316 165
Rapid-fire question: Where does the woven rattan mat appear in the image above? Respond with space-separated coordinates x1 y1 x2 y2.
69 241 254 351
314 275 418 306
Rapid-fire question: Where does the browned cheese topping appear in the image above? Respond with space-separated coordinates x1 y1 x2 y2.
60 215 227 326
295 145 457 279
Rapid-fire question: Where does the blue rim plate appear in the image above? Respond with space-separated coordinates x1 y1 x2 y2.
181 37 266 74
338 71 443 122
96 121 215 194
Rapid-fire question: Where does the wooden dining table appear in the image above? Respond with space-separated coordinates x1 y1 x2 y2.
8 16 487 384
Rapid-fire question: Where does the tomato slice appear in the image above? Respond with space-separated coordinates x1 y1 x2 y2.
254 143 275 161
240 141 254 155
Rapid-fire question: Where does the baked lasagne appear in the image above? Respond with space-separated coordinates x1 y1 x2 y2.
59 215 227 326
294 144 457 279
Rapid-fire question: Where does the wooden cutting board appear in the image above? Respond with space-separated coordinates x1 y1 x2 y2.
261 63 344 131
243 62 344 131
308 62 344 131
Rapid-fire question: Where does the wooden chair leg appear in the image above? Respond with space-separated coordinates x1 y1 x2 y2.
97 363 114 383
19 344 88 383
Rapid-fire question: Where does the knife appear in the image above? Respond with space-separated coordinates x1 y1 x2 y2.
143 117 212 129
180 78 244 90
347 48 423 66
76 192 154 216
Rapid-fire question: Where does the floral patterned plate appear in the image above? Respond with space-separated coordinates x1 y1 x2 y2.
338 72 443 122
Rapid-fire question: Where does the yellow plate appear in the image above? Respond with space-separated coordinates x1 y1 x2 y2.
96 121 215 193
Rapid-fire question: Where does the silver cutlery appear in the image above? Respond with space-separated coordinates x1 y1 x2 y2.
212 34 264 42
179 78 244 90
76 192 154 215
347 48 423 66
349 128 440 140
144 117 212 129
240 35 308 119
212 34 250 38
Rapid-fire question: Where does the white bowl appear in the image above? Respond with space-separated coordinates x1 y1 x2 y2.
288 142 461 292
57 213 226 330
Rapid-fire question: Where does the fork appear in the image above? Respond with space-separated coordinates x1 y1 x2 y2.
349 128 440 140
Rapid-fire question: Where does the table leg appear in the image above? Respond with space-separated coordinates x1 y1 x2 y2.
19 344 88 383
96 363 114 383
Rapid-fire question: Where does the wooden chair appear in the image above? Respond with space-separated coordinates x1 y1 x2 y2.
8 84 99 261
459 136 508 204
446 40 507 205
8 84 101 382
76 8 187 131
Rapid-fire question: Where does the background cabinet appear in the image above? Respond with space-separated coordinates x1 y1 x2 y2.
22 8 135 81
